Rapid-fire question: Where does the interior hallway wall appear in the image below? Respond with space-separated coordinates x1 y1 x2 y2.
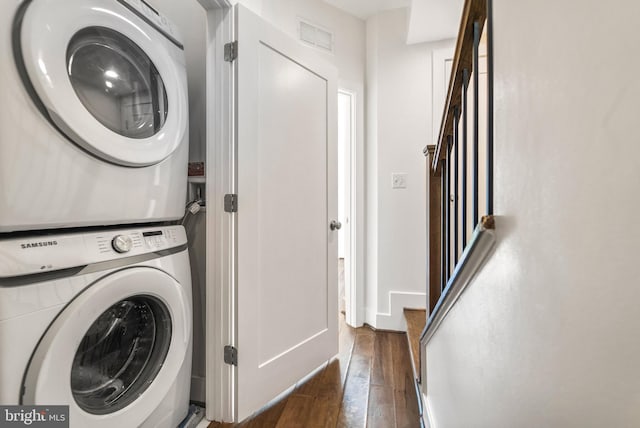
424 0 640 426
231 0 366 86
366 8 455 330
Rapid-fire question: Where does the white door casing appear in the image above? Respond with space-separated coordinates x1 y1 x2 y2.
432 46 455 147
338 89 355 327
234 4 339 421
337 81 365 329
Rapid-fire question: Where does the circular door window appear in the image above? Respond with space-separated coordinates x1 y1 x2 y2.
70 296 172 414
66 27 168 139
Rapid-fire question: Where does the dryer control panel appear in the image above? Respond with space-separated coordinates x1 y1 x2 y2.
0 225 187 278
119 0 183 47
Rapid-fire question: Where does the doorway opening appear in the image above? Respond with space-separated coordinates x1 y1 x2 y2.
338 88 356 326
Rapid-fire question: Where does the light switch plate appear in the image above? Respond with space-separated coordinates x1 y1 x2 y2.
392 173 407 189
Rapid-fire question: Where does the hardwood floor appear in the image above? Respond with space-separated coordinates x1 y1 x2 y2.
208 317 422 428
402 309 427 378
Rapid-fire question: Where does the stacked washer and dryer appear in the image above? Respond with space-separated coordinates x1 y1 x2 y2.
0 0 193 427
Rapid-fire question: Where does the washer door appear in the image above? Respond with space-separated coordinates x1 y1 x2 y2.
18 0 187 167
22 268 191 427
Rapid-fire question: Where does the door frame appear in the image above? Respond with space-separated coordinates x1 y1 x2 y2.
337 83 365 328
198 0 235 423
432 46 455 146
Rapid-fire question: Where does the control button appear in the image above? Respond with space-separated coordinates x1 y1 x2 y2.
112 235 133 253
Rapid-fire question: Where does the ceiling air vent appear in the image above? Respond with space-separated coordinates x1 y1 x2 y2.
298 19 334 53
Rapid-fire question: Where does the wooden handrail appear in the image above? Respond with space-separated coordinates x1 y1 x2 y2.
429 0 487 174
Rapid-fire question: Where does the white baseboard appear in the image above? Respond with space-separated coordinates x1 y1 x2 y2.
423 393 436 428
196 418 210 428
374 291 426 331
365 306 378 328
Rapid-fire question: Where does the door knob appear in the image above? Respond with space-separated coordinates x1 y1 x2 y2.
330 220 342 231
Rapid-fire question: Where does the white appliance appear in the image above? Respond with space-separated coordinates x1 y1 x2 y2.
0 225 192 428
0 0 189 232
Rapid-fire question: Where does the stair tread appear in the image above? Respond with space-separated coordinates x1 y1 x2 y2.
403 308 426 380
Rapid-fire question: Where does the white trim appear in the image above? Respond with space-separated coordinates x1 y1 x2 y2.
196 418 211 428
197 0 231 9
431 45 455 147
202 0 234 423
423 392 436 428
338 81 365 328
374 291 426 331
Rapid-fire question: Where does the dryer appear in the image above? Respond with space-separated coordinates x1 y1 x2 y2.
1 0 189 232
0 225 192 427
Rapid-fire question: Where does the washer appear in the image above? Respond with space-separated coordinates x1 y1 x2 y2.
1 0 189 232
0 225 192 428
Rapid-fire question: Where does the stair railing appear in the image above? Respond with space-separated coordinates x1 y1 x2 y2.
420 0 496 376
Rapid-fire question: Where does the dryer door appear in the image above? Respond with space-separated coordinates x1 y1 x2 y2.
16 0 188 167
22 267 191 428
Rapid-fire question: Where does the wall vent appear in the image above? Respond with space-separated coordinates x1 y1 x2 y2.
298 18 334 53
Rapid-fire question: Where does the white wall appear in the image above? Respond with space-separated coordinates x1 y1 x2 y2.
366 14 380 328
147 0 207 163
424 1 640 427
239 0 366 86
366 8 454 330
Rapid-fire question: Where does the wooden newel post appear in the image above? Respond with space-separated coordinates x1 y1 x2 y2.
425 145 442 314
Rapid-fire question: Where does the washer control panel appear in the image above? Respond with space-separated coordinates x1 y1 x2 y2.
112 235 133 253
0 225 187 278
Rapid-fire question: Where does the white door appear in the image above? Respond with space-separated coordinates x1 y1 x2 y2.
234 5 339 421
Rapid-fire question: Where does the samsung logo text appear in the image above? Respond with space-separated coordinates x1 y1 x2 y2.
20 241 58 249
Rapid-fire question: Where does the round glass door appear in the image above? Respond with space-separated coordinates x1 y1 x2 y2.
70 296 172 414
66 27 168 139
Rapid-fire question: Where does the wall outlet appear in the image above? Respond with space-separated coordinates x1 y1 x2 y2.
392 173 407 189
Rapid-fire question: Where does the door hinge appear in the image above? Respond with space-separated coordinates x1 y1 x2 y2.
224 194 238 213
224 345 238 366
224 41 238 62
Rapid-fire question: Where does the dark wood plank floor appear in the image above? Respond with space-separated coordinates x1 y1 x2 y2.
402 309 426 377
209 317 422 428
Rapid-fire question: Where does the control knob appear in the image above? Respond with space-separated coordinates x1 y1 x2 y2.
112 235 133 253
